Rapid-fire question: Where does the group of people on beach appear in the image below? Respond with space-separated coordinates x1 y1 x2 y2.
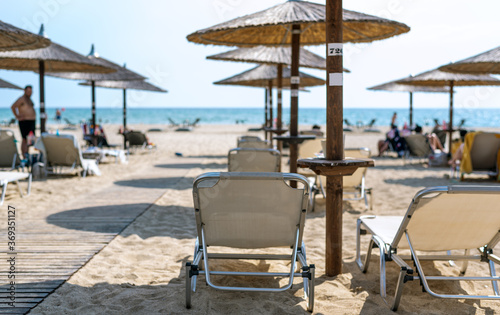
377 112 461 161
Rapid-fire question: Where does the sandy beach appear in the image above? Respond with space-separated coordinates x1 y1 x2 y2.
1 123 500 314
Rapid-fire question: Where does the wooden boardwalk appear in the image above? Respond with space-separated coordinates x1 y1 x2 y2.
0 160 193 314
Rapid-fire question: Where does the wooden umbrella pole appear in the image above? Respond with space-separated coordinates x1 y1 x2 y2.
39 60 46 134
277 64 283 154
409 92 413 127
448 80 454 152
326 0 344 276
123 88 127 149
289 23 300 175
264 88 269 140
91 80 96 136
268 80 273 142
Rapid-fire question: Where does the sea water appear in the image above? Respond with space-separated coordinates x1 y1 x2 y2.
0 107 498 128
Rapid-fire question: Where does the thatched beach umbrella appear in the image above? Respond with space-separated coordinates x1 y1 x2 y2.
187 0 409 174
215 64 315 138
79 79 167 147
0 20 50 51
397 69 500 150
188 0 410 278
208 46 349 141
0 25 114 133
0 78 22 90
46 45 145 136
439 45 500 75
215 64 325 87
368 80 449 127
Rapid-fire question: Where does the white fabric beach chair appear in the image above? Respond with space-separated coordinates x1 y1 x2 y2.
460 132 500 180
186 172 315 312
313 148 372 211
297 138 324 207
228 148 280 172
237 136 272 149
39 133 101 177
0 171 31 205
356 185 500 311
0 129 24 171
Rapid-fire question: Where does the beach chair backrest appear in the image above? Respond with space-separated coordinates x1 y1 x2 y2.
392 185 500 251
237 136 261 146
469 133 500 171
42 133 82 167
193 172 309 249
404 134 432 157
228 148 280 172
343 148 370 187
0 129 20 169
126 131 147 146
238 139 271 149
319 148 370 189
298 138 323 159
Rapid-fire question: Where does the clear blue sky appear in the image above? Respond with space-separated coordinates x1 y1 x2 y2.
1 0 500 111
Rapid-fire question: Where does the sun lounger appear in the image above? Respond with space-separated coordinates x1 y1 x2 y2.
0 171 31 205
0 129 24 171
460 132 500 180
237 136 272 149
363 119 380 133
228 148 280 172
39 133 101 177
356 185 500 311
124 131 156 152
314 148 372 210
186 172 315 311
403 134 433 163
297 138 324 206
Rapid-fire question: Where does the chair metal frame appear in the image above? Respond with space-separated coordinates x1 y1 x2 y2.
356 186 500 311
186 172 315 312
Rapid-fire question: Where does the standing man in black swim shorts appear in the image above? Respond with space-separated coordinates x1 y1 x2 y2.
11 85 36 157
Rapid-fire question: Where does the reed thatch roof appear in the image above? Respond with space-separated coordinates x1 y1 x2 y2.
214 64 325 87
46 45 144 81
439 46 500 75
0 77 22 90
368 80 449 93
0 20 50 51
396 69 500 87
207 46 350 72
0 32 114 73
187 1 410 46
79 79 167 92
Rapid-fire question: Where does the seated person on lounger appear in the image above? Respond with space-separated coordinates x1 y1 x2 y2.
377 124 406 157
414 125 445 152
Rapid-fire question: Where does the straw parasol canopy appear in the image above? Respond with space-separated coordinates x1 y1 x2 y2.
398 69 500 150
368 80 449 127
45 45 145 136
0 25 115 133
207 46 350 71
45 45 145 81
0 77 22 90
439 45 500 75
0 20 50 51
214 64 325 87
187 1 410 46
79 79 166 92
